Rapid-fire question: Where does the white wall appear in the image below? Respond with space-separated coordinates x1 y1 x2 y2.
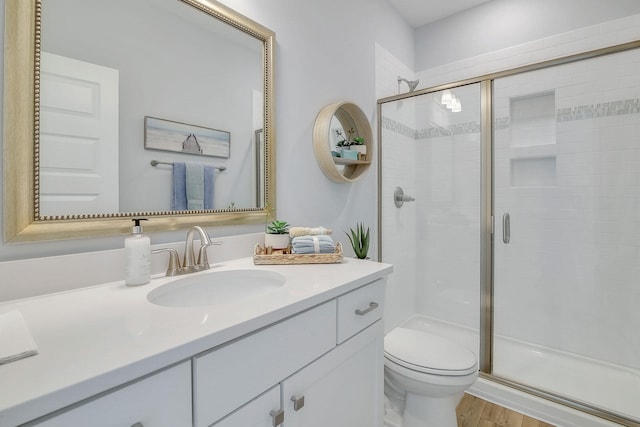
0 0 413 297
415 0 640 71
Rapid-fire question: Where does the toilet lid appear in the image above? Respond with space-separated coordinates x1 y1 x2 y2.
384 328 477 376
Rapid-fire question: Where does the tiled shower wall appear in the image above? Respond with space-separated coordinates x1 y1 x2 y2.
413 88 482 332
377 44 418 332
380 86 482 334
380 46 640 370
493 48 640 369
376 11 640 346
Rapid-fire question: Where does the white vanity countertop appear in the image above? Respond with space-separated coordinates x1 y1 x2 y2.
0 257 392 426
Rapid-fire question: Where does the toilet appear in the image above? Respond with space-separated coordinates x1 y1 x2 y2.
384 327 478 427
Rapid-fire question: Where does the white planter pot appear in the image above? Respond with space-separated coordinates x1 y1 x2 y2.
264 233 290 249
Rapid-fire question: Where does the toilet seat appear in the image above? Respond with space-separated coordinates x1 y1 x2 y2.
384 327 477 376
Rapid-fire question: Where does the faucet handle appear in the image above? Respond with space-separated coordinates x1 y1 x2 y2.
151 248 181 276
196 241 223 267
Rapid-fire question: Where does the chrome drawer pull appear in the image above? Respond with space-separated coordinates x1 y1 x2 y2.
355 302 378 316
270 409 285 426
291 394 305 411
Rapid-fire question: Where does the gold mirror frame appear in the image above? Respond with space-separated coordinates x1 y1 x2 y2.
3 0 276 243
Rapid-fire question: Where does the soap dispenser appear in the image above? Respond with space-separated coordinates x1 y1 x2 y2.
125 218 150 286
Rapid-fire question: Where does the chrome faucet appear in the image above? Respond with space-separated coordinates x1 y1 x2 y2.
152 226 222 276
183 226 215 272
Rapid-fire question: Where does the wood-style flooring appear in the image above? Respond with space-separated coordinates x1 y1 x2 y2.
456 394 556 427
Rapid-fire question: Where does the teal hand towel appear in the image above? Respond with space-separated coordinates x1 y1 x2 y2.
186 163 205 210
172 162 187 210
203 165 215 209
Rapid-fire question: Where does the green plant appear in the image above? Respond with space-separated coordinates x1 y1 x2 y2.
352 136 365 145
345 222 370 259
335 128 365 147
266 220 290 234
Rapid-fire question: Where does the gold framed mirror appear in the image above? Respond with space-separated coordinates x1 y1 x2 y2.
3 0 275 243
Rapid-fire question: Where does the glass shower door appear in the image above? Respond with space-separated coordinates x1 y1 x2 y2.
492 49 640 423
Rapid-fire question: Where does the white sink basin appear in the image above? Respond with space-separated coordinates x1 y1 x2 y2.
147 269 286 308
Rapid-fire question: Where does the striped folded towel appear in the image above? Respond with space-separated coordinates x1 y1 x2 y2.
291 235 336 254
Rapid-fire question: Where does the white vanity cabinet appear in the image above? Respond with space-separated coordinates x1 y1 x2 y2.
28 362 192 427
193 301 338 427
281 321 383 427
278 280 386 427
5 261 391 427
198 279 386 427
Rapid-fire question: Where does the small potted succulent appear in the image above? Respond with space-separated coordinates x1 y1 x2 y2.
265 219 291 249
336 128 364 160
345 222 370 259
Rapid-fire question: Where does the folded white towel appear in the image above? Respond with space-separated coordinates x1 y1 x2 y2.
0 309 38 365
289 226 332 237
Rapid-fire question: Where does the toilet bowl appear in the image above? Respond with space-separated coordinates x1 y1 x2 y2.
384 327 478 427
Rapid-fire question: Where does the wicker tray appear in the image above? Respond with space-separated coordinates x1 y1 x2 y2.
253 242 343 265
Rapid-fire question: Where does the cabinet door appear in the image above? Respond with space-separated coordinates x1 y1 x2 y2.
281 321 384 427
214 385 281 427
193 301 336 427
30 362 192 427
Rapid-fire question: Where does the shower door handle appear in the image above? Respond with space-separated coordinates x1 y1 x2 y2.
502 213 510 244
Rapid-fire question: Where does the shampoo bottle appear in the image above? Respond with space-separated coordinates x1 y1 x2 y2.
125 218 150 286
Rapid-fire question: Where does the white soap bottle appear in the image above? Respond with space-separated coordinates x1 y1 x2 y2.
125 218 150 286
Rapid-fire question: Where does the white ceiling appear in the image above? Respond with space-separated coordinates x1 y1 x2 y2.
387 0 493 27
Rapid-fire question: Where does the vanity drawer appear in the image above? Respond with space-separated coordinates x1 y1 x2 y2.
337 279 386 344
29 362 192 427
193 300 337 427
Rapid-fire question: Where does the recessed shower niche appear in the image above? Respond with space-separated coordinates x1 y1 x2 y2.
509 91 557 187
510 91 556 147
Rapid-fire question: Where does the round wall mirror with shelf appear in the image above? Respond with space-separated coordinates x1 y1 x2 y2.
312 102 372 183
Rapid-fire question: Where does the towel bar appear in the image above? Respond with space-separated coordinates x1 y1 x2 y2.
150 160 226 172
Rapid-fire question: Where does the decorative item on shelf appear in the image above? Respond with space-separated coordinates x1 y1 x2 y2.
342 150 359 160
350 137 366 156
345 222 370 259
265 220 291 249
335 128 366 157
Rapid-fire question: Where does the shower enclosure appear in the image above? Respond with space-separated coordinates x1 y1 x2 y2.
378 43 640 426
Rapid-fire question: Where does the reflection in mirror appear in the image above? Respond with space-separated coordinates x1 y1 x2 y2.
2 0 275 242
329 115 348 175
40 0 263 216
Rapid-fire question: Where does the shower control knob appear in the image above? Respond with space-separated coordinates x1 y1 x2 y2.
394 187 415 208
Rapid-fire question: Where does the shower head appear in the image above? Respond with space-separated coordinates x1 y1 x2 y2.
398 76 419 92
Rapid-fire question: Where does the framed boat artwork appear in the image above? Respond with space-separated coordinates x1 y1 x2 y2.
144 116 230 158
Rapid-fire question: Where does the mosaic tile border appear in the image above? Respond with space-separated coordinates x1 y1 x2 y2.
383 98 640 139
382 117 481 140
557 98 640 122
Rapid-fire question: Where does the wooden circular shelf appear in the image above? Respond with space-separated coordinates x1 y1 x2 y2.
313 101 373 183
